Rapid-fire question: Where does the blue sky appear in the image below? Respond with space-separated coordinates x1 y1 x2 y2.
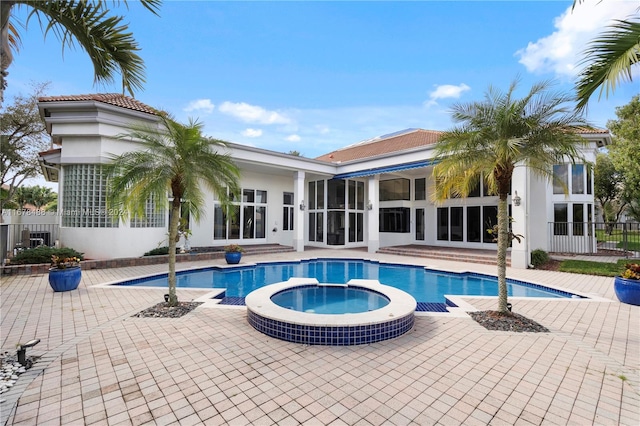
6 0 639 164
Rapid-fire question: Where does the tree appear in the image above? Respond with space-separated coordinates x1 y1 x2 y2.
29 185 57 210
0 0 162 101
432 79 588 313
573 1 640 109
106 114 241 306
607 95 640 221
594 153 627 227
0 82 50 208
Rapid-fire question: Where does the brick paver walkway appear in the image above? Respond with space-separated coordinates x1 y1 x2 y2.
1 250 638 425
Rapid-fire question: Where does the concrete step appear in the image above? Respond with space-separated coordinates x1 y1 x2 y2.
378 246 509 267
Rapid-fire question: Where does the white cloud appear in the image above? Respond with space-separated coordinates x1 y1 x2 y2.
425 83 471 107
516 1 639 77
242 128 263 138
184 99 215 114
315 125 331 134
219 101 291 124
285 134 301 142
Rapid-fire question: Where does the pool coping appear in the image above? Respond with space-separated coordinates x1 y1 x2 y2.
245 278 417 326
91 256 615 316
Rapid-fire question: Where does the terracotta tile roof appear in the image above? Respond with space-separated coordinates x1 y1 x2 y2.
39 147 62 156
573 126 610 135
316 129 443 163
38 93 158 115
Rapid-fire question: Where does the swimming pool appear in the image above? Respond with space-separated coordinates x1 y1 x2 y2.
117 258 579 304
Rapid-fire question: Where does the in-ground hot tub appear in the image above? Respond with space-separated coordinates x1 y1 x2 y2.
246 278 417 346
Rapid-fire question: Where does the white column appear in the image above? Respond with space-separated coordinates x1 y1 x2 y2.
510 167 528 269
367 175 380 253
293 171 305 252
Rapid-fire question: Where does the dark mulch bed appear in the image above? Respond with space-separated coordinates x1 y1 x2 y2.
133 302 203 318
469 310 549 332
534 259 562 271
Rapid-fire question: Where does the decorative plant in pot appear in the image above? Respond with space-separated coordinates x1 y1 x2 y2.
614 263 640 306
224 244 244 264
49 255 82 292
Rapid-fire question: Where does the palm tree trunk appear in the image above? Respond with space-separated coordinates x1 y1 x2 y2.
167 202 181 306
497 197 509 313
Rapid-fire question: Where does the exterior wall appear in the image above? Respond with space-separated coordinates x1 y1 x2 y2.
188 170 297 248
60 226 168 260
38 97 611 266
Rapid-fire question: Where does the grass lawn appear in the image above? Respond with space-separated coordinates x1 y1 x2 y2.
558 258 633 277
595 229 640 251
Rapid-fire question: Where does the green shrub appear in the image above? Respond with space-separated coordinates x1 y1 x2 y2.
143 246 180 256
11 246 84 265
530 249 549 268
144 246 169 256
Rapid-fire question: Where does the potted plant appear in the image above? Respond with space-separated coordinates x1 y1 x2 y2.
49 255 82 292
614 263 640 306
224 244 244 264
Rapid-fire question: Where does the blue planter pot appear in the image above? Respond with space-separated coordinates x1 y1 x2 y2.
225 252 242 264
614 276 640 306
48 267 82 292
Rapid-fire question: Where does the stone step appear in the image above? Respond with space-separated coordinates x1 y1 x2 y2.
378 247 509 267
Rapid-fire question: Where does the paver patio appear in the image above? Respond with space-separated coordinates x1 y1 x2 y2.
1 250 638 425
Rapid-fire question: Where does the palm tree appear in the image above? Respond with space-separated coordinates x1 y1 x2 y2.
0 0 161 101
29 185 56 210
432 79 589 313
106 114 240 306
573 1 640 109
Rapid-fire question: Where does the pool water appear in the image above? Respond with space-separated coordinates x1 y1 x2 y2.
271 285 390 314
118 259 574 303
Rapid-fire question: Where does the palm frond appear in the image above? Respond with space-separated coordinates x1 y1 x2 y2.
21 0 156 96
576 19 640 110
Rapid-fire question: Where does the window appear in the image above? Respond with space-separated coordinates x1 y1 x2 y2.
283 192 294 231
380 178 410 201
62 164 117 227
469 175 481 197
327 179 345 209
415 208 425 240
415 178 426 200
308 212 323 242
437 207 465 242
214 188 267 240
348 181 356 209
348 212 364 242
553 164 568 194
451 207 463 241
467 206 481 242
327 211 345 245
356 181 364 210
308 181 316 210
554 203 568 235
572 164 585 194
380 208 410 233
437 208 448 241
573 204 584 236
483 206 498 243
316 181 324 209
130 194 165 228
213 204 227 240
587 166 592 195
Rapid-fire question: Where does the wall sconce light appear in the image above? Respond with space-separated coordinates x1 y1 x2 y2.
299 200 306 211
367 200 373 210
513 191 521 207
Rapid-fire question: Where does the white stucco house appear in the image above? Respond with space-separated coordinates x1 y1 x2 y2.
37 94 611 269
